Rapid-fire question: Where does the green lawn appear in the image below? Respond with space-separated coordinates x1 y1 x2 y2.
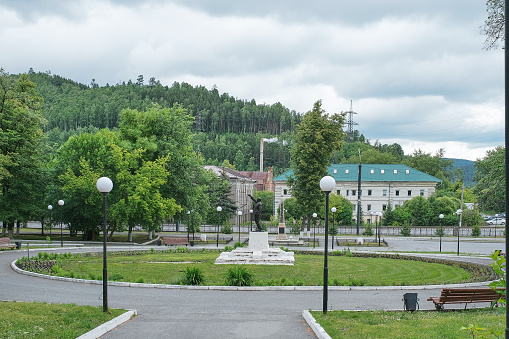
311 308 505 339
41 250 474 286
0 301 126 339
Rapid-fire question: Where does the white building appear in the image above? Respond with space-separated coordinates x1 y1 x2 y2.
273 164 442 217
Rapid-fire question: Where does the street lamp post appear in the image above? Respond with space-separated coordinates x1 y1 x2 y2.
376 212 382 246
58 200 64 247
47 205 52 236
456 209 462 256
96 176 113 313
186 211 190 243
320 175 335 315
216 206 222 248
237 210 243 243
249 209 254 232
495 213 499 239
438 214 444 252
331 207 336 250
312 213 317 249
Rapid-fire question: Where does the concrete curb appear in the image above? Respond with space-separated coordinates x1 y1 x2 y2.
76 310 137 339
302 310 332 339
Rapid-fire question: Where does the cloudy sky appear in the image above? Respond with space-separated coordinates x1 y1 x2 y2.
0 0 503 161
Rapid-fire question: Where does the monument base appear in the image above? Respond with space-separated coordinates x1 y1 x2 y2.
215 232 294 265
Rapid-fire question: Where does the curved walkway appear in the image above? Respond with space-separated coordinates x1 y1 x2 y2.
0 236 503 338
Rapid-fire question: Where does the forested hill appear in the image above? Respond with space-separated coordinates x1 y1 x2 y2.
25 71 302 135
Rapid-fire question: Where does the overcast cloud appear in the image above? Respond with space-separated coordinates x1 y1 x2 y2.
0 0 503 161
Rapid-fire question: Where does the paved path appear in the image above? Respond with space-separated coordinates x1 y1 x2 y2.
0 236 503 338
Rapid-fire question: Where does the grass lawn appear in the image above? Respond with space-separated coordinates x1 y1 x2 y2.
0 301 126 339
43 250 474 286
311 308 505 339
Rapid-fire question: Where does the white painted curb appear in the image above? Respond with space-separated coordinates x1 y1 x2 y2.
302 310 332 339
76 309 137 339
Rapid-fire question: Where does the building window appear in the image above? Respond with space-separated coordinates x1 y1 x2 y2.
383 189 387 197
420 189 425 196
345 169 349 174
406 169 410 174
367 204 372 211
353 204 356 212
395 190 400 196
346 190 349 196
368 190 372 196
394 169 398 174
381 169 385 174
337 190 341 195
382 204 387 211
283 189 288 195
408 190 412 197
333 169 337 174
352 190 356 196
370 169 374 174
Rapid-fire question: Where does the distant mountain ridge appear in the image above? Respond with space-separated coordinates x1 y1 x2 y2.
449 158 476 187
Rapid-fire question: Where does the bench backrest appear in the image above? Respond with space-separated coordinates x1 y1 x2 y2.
439 288 505 303
0 237 11 244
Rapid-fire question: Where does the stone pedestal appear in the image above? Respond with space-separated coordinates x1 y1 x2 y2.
215 232 294 265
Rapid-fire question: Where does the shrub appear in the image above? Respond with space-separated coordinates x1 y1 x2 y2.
471 225 481 237
110 273 124 281
225 266 253 286
234 242 245 249
362 224 373 236
221 224 233 234
182 267 204 285
223 246 234 252
135 277 146 283
400 224 411 237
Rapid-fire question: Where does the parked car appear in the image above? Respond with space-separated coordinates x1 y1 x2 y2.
488 218 506 225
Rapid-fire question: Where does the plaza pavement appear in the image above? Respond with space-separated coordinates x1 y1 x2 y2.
0 235 504 338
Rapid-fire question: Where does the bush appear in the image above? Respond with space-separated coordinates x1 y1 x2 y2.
221 224 233 234
182 267 204 285
234 242 245 249
471 225 481 237
225 266 253 286
400 224 411 237
223 246 234 252
362 224 373 236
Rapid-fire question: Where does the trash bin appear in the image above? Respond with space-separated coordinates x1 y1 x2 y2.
403 293 419 311
15 241 21 249
156 239 162 246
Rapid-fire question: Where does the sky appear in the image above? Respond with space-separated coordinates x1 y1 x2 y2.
0 0 504 161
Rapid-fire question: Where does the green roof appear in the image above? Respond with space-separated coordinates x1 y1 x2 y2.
273 164 442 183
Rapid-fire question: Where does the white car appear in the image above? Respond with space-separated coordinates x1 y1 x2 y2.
488 218 506 225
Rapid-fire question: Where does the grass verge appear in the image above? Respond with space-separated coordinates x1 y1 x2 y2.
310 308 505 339
0 301 126 339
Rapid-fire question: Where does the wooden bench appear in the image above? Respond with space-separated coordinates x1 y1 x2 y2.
162 237 190 246
0 237 17 250
427 288 505 311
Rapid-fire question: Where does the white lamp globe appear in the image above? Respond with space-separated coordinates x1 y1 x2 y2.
96 177 113 193
320 175 336 192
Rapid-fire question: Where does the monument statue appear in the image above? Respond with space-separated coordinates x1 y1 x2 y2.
248 194 263 232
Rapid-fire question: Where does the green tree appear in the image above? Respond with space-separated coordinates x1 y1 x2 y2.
481 0 504 50
288 100 345 229
474 146 505 212
328 193 353 226
0 70 46 237
402 196 433 226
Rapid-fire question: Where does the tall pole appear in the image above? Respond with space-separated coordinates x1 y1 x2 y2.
504 1 508 335
356 151 362 235
102 192 108 312
323 191 330 314
58 200 64 247
312 213 317 248
331 208 336 250
320 175 335 315
216 206 222 248
457 184 464 256
96 176 113 313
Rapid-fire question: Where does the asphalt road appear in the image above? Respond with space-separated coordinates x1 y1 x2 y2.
0 236 503 338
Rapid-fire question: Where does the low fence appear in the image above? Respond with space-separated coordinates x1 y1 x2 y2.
161 224 505 238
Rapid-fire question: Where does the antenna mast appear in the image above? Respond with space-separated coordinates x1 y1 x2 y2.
345 100 358 142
